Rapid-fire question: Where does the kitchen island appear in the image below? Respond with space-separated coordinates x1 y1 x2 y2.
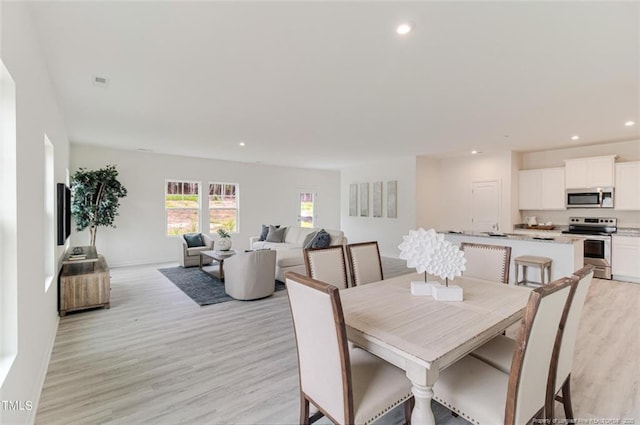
444 232 584 285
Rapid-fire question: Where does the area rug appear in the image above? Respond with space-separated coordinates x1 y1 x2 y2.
158 266 286 306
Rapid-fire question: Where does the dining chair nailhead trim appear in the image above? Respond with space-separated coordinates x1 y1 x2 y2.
365 392 413 424
434 396 480 425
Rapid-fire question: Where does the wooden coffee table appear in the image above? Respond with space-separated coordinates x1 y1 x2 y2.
199 249 236 280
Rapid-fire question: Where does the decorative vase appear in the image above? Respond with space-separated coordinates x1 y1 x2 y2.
217 238 232 251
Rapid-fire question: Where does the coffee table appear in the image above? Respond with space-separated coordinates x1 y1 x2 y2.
199 249 236 280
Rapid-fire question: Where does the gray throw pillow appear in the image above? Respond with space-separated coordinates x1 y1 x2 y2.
311 229 331 249
183 233 205 248
259 224 279 241
302 231 319 249
266 225 287 243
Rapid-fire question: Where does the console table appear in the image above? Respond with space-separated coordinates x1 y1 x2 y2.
59 246 110 316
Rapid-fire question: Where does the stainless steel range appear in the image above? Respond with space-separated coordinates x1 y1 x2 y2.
562 217 617 279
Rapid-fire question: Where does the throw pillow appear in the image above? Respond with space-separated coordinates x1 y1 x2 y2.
302 231 319 249
259 224 279 241
311 229 331 249
266 225 287 243
184 233 205 248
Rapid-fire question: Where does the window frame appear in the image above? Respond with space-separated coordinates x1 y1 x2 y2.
44 134 55 291
165 180 201 236
208 181 239 234
0 59 18 385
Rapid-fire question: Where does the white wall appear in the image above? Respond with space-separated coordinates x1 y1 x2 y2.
520 140 640 227
522 139 640 169
340 157 416 258
70 145 341 266
418 152 516 233
0 2 70 424
415 156 439 229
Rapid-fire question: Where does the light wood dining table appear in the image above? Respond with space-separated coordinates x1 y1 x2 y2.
340 272 532 425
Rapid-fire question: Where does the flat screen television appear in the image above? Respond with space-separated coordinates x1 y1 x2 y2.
56 183 71 245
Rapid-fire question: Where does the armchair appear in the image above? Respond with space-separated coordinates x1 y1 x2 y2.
179 233 214 267
224 249 277 300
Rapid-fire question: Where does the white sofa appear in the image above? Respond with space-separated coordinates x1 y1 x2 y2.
249 226 347 282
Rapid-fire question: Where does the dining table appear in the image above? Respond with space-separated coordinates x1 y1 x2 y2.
339 272 533 425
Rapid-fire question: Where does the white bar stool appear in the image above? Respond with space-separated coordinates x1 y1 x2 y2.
514 255 552 287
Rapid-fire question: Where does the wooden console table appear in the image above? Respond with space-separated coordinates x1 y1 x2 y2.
59 246 110 316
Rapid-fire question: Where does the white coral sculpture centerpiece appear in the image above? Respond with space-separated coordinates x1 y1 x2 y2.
398 228 444 275
398 228 467 299
425 239 466 284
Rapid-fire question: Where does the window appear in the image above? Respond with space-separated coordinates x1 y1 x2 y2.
44 135 55 290
165 180 200 235
1 59 17 384
298 191 315 228
208 182 238 233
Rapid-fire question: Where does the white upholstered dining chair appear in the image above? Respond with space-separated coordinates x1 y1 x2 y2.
284 272 414 425
304 246 349 289
470 265 594 420
460 242 512 283
433 276 574 424
345 241 383 286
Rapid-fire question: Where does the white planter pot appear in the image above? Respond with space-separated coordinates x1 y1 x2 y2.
217 238 232 251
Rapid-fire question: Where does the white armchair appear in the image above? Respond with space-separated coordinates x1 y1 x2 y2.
224 250 277 300
179 233 214 267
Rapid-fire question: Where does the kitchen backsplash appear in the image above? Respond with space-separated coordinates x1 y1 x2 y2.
519 210 640 228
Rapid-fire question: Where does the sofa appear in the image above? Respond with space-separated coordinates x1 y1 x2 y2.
179 233 214 267
249 226 347 282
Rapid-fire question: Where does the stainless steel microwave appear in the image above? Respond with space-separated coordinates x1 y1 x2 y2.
566 188 614 208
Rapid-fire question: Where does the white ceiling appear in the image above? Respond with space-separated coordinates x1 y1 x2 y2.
27 1 640 169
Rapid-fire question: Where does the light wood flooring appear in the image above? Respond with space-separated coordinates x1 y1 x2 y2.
35 262 639 424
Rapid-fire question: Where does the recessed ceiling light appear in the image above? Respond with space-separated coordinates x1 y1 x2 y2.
625 120 635 127
92 75 109 88
571 135 580 140
239 142 246 147
396 23 413 35
471 150 481 155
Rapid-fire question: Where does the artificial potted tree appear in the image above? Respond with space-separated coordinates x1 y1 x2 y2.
70 164 127 246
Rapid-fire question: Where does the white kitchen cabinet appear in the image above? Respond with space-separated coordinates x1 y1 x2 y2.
612 235 640 280
564 155 616 189
615 162 640 210
541 167 565 209
518 167 565 210
518 169 542 210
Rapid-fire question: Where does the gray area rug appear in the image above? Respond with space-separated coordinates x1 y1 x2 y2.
158 266 285 306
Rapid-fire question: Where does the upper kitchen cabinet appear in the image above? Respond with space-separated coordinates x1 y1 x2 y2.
615 161 640 210
564 155 616 189
519 169 542 210
518 167 565 210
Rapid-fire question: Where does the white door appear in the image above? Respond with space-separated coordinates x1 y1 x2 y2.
471 180 500 232
297 191 315 228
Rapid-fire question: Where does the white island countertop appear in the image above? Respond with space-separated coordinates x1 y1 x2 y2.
444 232 584 285
442 230 584 244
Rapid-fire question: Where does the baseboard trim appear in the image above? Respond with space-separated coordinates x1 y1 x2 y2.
107 257 176 268
28 313 59 425
612 274 640 284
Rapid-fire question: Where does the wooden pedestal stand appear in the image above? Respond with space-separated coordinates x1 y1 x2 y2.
59 246 110 316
